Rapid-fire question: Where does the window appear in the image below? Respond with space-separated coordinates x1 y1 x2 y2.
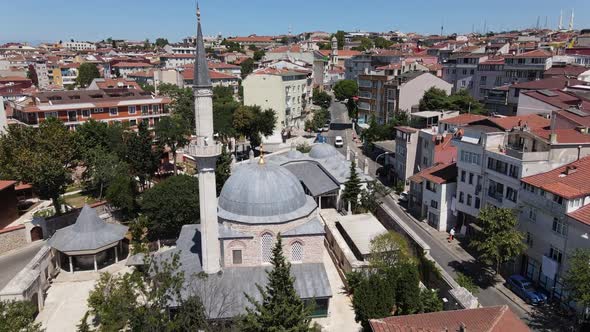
129 119 137 126
487 157 508 175
506 187 518 202
462 69 467 75
460 151 481 165
553 194 563 205
46 112 58 119
459 192 464 203
291 241 303 262
552 218 567 236
461 170 466 182
475 197 481 209
430 200 438 209
426 181 437 193
509 165 519 178
525 232 534 248
141 105 149 114
528 207 537 221
261 233 273 263
488 179 504 200
109 107 118 116
467 194 472 206
82 109 90 118
128 106 136 114
549 246 563 263
232 250 242 264
468 173 474 185
480 75 487 85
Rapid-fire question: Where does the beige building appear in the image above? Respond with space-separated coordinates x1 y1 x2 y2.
243 68 311 131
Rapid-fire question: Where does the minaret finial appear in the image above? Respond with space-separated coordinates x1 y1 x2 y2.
196 2 201 22
258 144 265 165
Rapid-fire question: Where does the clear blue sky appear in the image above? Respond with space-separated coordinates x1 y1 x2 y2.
2 0 590 44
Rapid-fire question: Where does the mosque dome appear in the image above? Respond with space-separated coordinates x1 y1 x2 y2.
287 149 304 159
218 161 316 224
309 143 339 159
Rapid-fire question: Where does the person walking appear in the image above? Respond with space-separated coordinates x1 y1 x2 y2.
448 227 456 242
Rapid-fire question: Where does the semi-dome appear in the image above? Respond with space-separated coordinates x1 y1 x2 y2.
287 149 304 159
309 143 339 159
218 162 316 224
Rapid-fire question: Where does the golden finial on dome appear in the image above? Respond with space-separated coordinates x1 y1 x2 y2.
258 144 265 165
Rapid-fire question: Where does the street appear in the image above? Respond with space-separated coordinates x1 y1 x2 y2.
320 100 574 330
0 241 45 290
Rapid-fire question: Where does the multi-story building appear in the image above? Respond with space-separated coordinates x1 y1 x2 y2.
62 41 96 51
32 60 50 89
518 157 590 302
503 49 552 85
52 63 79 88
393 126 419 188
9 89 171 130
473 57 505 100
226 35 277 48
357 72 392 124
160 54 194 68
243 68 311 130
442 53 487 94
112 62 153 78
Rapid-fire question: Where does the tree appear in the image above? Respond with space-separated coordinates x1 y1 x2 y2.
359 180 391 213
253 49 265 61
419 87 449 111
220 39 243 53
213 86 239 140
368 231 411 270
352 271 396 331
125 122 159 190
448 89 486 115
352 37 373 52
333 79 358 101
233 105 276 149
240 58 255 78
140 175 199 240
312 88 332 109
374 37 393 49
76 63 100 87
469 206 526 274
155 38 169 48
27 64 39 87
0 300 43 332
305 107 330 132
0 118 76 215
77 311 92 332
143 38 151 50
216 146 232 196
342 160 362 213
563 248 590 310
280 36 289 45
105 174 137 219
419 288 443 313
157 83 195 129
83 147 128 199
333 30 345 50
155 116 190 174
241 235 312 331
87 272 135 331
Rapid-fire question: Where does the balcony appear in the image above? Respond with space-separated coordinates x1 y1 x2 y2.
503 145 549 161
487 190 503 203
187 142 222 158
520 190 566 215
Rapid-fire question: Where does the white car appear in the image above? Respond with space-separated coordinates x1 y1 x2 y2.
322 124 330 132
399 192 409 203
334 136 344 148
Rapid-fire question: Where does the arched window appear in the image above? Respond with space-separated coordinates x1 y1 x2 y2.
291 241 303 262
261 233 273 263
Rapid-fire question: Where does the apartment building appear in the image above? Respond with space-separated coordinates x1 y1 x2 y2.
473 57 505 100
243 68 311 130
52 63 79 88
160 54 194 68
518 157 590 302
393 126 419 189
357 72 391 124
33 60 50 89
112 62 153 78
442 53 487 93
9 89 171 130
62 41 96 51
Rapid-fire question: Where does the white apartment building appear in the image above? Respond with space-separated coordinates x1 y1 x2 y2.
160 54 194 68
243 68 311 131
33 61 50 89
62 41 96 51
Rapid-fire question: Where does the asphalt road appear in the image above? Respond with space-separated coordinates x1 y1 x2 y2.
0 241 45 290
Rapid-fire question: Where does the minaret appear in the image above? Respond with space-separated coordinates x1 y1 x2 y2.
189 5 222 274
330 36 338 68
559 10 563 30
569 9 574 31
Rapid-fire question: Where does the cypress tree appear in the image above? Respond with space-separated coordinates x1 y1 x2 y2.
342 160 362 212
241 235 312 331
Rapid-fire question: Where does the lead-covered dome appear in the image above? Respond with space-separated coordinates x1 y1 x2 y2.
218 162 316 224
309 143 339 159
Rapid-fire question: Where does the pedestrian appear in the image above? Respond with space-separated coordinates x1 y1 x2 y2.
448 227 455 242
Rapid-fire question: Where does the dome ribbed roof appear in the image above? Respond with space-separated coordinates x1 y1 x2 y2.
309 143 339 159
218 162 316 224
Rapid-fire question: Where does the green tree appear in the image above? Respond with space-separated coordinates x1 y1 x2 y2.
368 231 411 270
212 86 239 140
312 88 332 109
563 248 590 310
352 37 373 52
155 38 169 48
233 105 277 149
157 83 195 130
253 49 265 61
448 89 486 115
419 87 450 111
305 107 330 132
333 30 345 50
469 206 526 274
87 272 135 331
342 160 362 213
220 39 243 53
125 122 159 190
241 235 312 331
418 288 443 313
394 261 421 315
374 37 393 49
359 180 391 213
155 116 190 175
83 147 128 199
105 174 137 219
77 311 92 332
0 300 43 332
76 63 100 87
240 58 255 78
333 79 358 101
140 175 199 240
456 272 479 294
216 146 232 196
352 271 395 331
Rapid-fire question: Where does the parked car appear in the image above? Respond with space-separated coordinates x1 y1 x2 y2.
322 123 330 132
399 192 409 203
507 275 547 305
334 136 344 148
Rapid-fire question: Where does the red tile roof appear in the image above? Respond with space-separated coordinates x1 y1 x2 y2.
440 114 487 125
369 305 529 332
269 45 302 53
522 156 590 199
0 180 17 191
409 162 457 185
510 77 586 90
227 36 274 43
318 49 361 57
532 128 590 144
112 62 152 68
434 134 458 164
506 49 551 58
568 204 590 226
544 64 588 78
207 62 240 69
181 69 238 81
521 89 590 110
487 114 550 131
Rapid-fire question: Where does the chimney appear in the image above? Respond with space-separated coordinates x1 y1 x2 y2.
459 323 467 332
565 165 578 175
549 133 558 144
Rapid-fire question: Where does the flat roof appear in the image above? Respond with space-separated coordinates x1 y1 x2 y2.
373 140 396 153
337 213 386 256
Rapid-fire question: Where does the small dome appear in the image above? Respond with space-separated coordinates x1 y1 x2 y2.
309 143 339 159
287 149 303 159
218 162 316 224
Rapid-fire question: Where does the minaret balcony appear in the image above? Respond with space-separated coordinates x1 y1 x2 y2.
188 142 221 157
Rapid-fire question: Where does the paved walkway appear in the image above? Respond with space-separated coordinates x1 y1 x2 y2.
0 240 45 290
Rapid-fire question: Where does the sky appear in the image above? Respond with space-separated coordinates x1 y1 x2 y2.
2 0 590 44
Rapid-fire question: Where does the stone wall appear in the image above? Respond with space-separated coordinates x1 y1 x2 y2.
0 226 27 254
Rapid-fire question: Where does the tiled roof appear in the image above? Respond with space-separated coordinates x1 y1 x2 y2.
0 180 16 191
409 162 457 185
510 77 586 90
395 126 418 134
434 134 458 164
369 305 529 332
208 62 240 69
440 114 487 125
227 36 274 43
522 156 590 199
269 45 302 53
487 114 550 131
521 89 590 110
112 62 152 68
568 204 590 226
506 49 551 58
532 128 590 144
544 64 588 77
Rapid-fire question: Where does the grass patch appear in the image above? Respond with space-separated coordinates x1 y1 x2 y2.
63 193 98 209
456 272 479 294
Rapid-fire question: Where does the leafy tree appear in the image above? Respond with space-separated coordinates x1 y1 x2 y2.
394 261 421 315
240 58 255 78
563 248 590 310
155 116 190 174
253 49 265 61
105 174 138 219
233 105 276 149
352 37 373 52
213 86 239 139
76 63 100 87
333 30 345 50
140 175 199 240
0 118 76 215
77 311 92 332
448 89 486 115
368 231 411 270
155 38 169 48
456 272 479 294
83 147 128 199
305 107 330 132
317 42 331 50
248 44 259 51
139 82 155 93
333 79 358 101
312 88 332 109
143 38 151 50
220 39 243 53
359 180 391 213
125 122 159 190
87 272 135 331
352 271 395 331
280 36 289 45
216 146 232 196
469 206 526 274
342 160 362 213
419 87 449 111
374 37 394 49
0 300 43 332
157 83 195 130
241 235 312 331
419 288 443 313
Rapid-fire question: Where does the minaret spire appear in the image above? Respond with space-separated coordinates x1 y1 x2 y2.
188 5 222 275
